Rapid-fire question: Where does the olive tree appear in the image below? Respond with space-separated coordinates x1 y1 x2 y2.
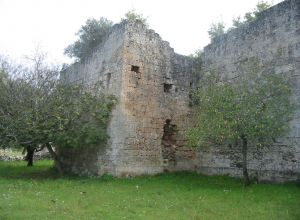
0 54 116 172
0 55 39 165
187 60 293 185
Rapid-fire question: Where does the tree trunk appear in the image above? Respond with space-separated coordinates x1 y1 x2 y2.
25 146 35 166
241 135 250 186
45 143 64 176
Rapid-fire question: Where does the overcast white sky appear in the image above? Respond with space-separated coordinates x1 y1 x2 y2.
0 0 283 64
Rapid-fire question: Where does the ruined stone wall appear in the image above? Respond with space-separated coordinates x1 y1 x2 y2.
120 22 197 175
59 22 128 175
199 0 300 182
59 0 299 181
59 21 197 176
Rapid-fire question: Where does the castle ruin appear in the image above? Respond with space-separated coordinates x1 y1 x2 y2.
60 0 300 182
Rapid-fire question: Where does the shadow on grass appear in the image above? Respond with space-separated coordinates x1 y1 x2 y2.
0 160 119 182
0 160 298 190
0 160 66 180
0 160 244 188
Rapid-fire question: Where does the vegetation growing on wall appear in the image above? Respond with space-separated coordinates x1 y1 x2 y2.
122 9 148 27
186 60 293 185
65 10 147 62
64 18 113 61
208 22 226 40
208 1 272 40
232 1 271 28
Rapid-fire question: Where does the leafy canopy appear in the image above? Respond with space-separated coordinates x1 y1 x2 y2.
208 1 272 39
187 60 293 148
65 11 148 61
208 22 225 40
232 1 271 28
122 9 148 26
0 54 116 151
64 18 113 61
47 83 116 149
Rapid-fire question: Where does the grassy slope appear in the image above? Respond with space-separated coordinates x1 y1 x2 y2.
0 160 299 220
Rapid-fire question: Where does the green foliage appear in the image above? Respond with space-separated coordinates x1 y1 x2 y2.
253 1 271 17
208 22 225 40
1 161 299 219
232 1 271 28
244 12 256 23
232 16 244 28
64 18 113 61
46 84 117 149
187 61 293 148
189 49 203 71
187 60 293 184
0 54 116 152
190 49 203 59
0 56 35 149
122 9 148 26
64 11 148 61
0 67 7 83
208 1 271 37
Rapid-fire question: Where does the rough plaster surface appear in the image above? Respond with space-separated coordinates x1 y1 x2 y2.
60 0 299 182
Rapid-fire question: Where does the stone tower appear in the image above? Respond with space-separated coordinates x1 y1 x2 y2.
60 21 198 176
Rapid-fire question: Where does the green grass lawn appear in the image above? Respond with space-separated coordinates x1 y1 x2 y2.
0 160 299 220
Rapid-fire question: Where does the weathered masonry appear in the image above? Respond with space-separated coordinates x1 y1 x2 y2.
60 20 198 176
61 0 300 182
199 0 300 182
